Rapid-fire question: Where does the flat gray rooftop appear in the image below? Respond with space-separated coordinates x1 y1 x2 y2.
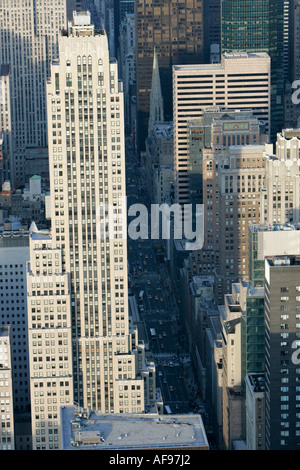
61 407 209 450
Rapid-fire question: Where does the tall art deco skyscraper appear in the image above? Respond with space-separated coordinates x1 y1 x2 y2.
27 12 154 450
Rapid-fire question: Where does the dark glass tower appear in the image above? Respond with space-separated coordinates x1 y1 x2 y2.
221 0 284 142
135 0 204 155
222 0 270 51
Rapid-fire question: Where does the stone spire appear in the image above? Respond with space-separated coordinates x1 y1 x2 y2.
148 47 164 135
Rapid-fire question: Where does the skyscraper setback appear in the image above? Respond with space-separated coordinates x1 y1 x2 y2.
27 12 154 450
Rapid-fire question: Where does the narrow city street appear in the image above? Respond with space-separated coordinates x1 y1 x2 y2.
125 139 205 417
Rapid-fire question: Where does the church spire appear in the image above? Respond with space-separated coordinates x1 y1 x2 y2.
148 47 164 136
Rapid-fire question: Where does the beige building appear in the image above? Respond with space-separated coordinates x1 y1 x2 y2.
181 110 268 289
28 12 155 450
219 282 245 449
0 326 14 450
0 0 68 186
216 144 268 301
174 109 269 302
261 129 300 225
172 52 271 205
27 231 74 450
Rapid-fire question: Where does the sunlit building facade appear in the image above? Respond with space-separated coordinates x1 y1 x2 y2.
27 12 155 450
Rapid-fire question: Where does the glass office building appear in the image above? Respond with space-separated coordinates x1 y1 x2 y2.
222 0 270 52
221 0 284 141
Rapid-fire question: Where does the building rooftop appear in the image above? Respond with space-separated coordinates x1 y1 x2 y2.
190 276 214 301
72 10 92 26
60 407 209 450
247 373 265 393
30 231 51 241
173 52 270 72
192 275 214 289
266 255 300 267
250 222 300 233
0 230 30 246
222 51 269 60
151 123 173 139
246 285 264 298
280 128 300 140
